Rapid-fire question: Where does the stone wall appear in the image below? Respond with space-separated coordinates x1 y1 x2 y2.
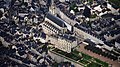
49 51 83 67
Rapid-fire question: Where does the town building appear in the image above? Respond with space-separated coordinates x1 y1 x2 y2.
115 36 120 49
42 12 68 35
47 34 77 53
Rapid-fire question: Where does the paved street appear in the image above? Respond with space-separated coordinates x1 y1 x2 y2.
78 44 120 67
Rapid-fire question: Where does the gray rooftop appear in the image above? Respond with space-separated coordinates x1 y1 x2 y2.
46 12 67 27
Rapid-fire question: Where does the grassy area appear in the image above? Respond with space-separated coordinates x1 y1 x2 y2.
54 48 81 61
81 53 92 61
70 3 79 12
50 48 108 67
94 58 109 67
88 0 93 3
72 49 80 54
73 50 92 60
90 14 97 18
79 59 89 64
87 62 101 67
108 0 120 8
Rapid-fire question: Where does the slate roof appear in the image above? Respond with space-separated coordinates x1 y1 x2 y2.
46 13 67 27
59 34 76 42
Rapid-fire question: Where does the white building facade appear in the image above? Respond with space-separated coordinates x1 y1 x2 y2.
47 35 77 53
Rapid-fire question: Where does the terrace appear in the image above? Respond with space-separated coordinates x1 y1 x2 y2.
50 47 108 67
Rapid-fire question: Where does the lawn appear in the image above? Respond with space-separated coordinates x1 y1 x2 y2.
90 14 97 18
79 59 89 65
94 58 109 67
53 48 81 61
51 48 108 67
73 50 109 67
81 53 92 61
88 0 93 3
87 62 101 67
108 0 120 8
